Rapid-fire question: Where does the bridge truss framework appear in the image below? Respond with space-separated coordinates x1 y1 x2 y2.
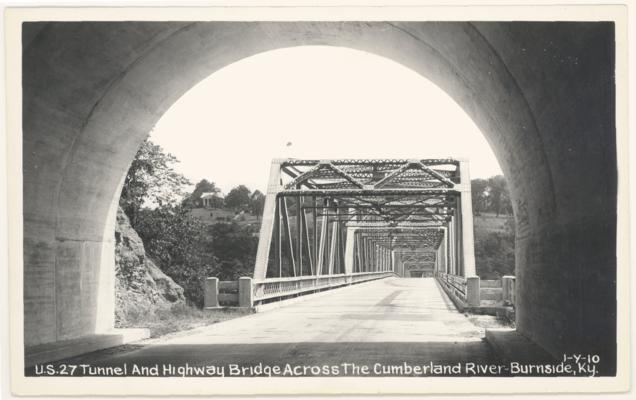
253 159 476 295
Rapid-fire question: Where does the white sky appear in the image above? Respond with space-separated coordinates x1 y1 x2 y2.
150 46 502 194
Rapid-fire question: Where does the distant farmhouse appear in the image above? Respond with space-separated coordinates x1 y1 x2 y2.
199 191 224 208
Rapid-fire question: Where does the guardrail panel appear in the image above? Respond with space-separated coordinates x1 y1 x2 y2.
436 272 468 306
252 271 396 303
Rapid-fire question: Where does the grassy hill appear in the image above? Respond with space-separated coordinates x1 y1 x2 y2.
473 212 515 279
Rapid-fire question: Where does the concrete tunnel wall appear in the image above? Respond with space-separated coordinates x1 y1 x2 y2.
22 22 616 370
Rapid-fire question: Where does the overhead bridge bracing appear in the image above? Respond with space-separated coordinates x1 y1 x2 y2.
252 158 478 305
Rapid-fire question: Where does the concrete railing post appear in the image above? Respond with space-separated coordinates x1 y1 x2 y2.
204 277 219 309
502 275 516 306
238 277 253 308
466 276 480 307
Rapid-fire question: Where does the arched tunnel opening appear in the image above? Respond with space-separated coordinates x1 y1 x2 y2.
19 21 618 381
111 46 514 338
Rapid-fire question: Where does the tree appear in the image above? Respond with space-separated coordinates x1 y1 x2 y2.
119 138 190 225
471 178 489 216
470 175 512 216
207 222 258 280
487 175 512 216
249 190 266 221
225 185 252 210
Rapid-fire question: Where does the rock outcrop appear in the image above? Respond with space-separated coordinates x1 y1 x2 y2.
114 207 185 325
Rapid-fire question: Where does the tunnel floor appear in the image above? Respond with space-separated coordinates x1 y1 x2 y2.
28 278 498 377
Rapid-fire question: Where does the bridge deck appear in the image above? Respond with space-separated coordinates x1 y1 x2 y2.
35 278 494 376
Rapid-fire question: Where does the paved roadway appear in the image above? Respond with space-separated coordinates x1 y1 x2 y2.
34 278 495 377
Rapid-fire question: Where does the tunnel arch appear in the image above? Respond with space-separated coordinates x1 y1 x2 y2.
22 21 615 369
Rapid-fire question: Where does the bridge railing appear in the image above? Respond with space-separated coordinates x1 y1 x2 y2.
437 272 467 303
253 271 395 303
205 271 396 309
435 271 480 310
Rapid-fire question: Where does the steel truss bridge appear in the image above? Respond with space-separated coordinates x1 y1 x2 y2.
245 158 480 308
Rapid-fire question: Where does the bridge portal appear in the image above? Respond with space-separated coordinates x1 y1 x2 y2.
252 158 479 307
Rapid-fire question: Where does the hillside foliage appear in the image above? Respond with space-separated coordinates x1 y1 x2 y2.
119 139 261 307
471 176 515 278
471 175 513 216
473 214 515 279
